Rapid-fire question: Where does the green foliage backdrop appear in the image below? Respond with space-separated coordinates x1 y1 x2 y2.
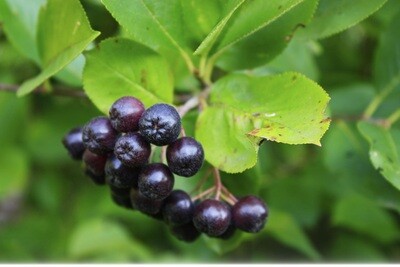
0 0 400 262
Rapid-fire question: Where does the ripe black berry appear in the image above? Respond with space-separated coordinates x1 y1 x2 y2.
170 222 201 243
232 196 268 233
167 137 204 177
162 190 194 225
62 127 85 160
110 184 133 196
84 168 106 185
138 163 174 200
216 222 236 240
111 193 134 209
130 188 164 215
82 149 107 177
139 103 181 146
114 132 151 167
192 199 232 237
82 116 117 154
109 96 145 133
105 155 141 188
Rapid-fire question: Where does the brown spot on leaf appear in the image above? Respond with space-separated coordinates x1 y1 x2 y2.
249 129 260 135
320 117 331 124
141 69 147 88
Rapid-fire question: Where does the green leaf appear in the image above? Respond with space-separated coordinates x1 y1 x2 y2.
210 72 330 145
17 0 99 96
83 38 173 114
193 0 246 56
374 9 400 94
54 54 85 87
265 209 320 260
0 147 29 199
198 0 306 57
217 0 318 71
0 0 45 63
68 219 151 261
252 38 320 80
358 121 400 190
102 0 193 69
299 0 387 39
333 194 399 244
196 106 258 173
201 232 244 255
328 234 387 262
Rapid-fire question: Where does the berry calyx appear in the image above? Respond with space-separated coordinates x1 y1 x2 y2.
62 127 85 160
162 190 194 225
166 137 204 177
130 188 164 215
139 103 181 146
192 199 232 237
105 155 141 188
109 96 145 133
114 132 151 167
82 116 117 155
232 196 268 233
138 163 174 200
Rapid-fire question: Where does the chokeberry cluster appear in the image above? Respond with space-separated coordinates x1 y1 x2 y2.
62 96 268 242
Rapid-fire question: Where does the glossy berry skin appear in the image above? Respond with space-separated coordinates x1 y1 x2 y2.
111 193 134 210
82 116 117 155
216 223 236 240
82 149 107 177
138 163 174 200
139 103 181 146
162 190 194 225
192 199 232 237
170 222 201 243
114 132 151 167
232 196 268 233
84 168 105 185
109 96 145 133
130 188 164 215
62 127 85 160
167 137 204 177
105 155 141 188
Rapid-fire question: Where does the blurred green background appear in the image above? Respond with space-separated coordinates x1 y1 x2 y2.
1 0 400 263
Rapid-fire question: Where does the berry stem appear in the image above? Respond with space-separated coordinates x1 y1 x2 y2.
220 194 235 206
213 167 222 200
222 185 238 203
0 83 87 98
177 86 211 118
192 187 215 202
180 127 186 137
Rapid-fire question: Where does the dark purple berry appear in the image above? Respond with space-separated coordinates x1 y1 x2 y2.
232 196 268 233
84 168 105 185
139 103 181 146
130 188 164 215
114 132 151 167
167 137 204 177
193 199 232 237
82 116 117 154
170 222 201 243
162 190 194 225
109 96 145 132
62 127 85 160
110 185 132 196
138 163 174 200
82 149 107 177
111 193 134 209
216 222 236 240
105 155 141 188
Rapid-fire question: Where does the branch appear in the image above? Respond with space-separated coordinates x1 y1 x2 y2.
0 83 87 98
177 86 211 118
